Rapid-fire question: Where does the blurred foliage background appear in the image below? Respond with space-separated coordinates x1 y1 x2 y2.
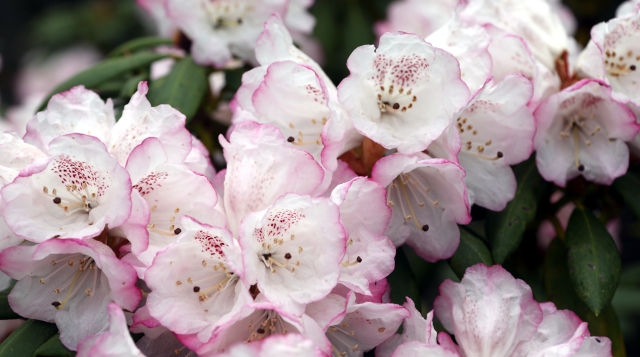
0 0 639 355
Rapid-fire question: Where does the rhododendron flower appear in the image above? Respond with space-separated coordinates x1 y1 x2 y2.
374 0 458 39
217 333 324 357
145 216 251 343
164 0 288 67
376 298 437 357
439 75 535 211
76 303 144 357
24 83 193 167
616 0 640 18
0 238 140 349
371 153 470 262
330 178 395 295
2 134 132 242
238 193 346 316
0 132 46 187
459 0 569 71
338 32 470 154
533 79 639 186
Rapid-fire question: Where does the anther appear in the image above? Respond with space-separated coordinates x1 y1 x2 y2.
631 65 637 71
51 301 61 307
287 136 295 143
193 286 200 292
284 253 292 260
356 256 362 263
392 103 400 110
53 197 62 204
257 328 265 334
497 151 504 158
174 228 182 235
578 164 585 172
422 224 429 232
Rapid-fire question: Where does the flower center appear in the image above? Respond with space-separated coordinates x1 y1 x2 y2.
376 85 417 115
386 173 441 231
457 116 504 161
147 206 183 237
246 309 289 342
39 254 100 310
327 321 359 357
286 117 328 147
558 111 609 172
43 183 98 216
604 49 639 78
204 2 253 30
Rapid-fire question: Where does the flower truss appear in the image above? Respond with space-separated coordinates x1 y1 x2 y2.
0 0 634 355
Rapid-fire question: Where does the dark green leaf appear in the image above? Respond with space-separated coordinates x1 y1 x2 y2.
619 263 640 287
486 157 544 264
108 36 174 58
612 172 640 219
0 294 20 320
38 52 168 111
148 56 208 122
0 320 58 357
545 239 626 357
119 73 149 99
565 206 621 315
449 227 493 279
387 248 421 309
33 333 75 357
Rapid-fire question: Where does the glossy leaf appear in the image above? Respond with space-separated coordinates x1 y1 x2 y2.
612 172 640 220
0 294 20 321
33 334 75 357
486 158 545 264
38 51 168 111
449 227 493 279
147 55 208 122
108 36 174 57
0 320 58 357
565 206 621 315
388 248 421 310
545 238 626 357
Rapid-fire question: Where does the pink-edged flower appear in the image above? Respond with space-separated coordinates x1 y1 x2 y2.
371 153 470 262
459 0 569 71
451 76 535 211
120 137 221 269
144 216 252 343
164 0 288 67
76 303 145 357
330 178 395 296
130 306 195 356
0 132 46 187
374 0 458 39
237 193 346 316
2 134 132 242
24 82 193 167
187 295 331 356
376 298 437 357
429 264 612 357
426 19 493 94
216 334 325 357
338 32 470 154
533 79 640 186
0 238 140 349
616 0 640 18
220 121 325 235
233 14 362 177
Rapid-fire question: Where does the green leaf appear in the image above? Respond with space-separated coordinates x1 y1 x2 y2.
33 334 75 357
545 239 626 357
0 320 58 357
612 172 640 219
486 157 544 264
449 227 493 279
38 52 168 111
148 56 208 122
565 206 621 315
108 36 174 58
0 294 20 320
119 72 149 99
387 248 421 309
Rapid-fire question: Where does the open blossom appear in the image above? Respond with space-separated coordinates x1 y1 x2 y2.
374 0 458 39
386 264 612 357
534 79 639 186
0 238 140 349
439 75 535 211
163 0 288 67
371 153 470 262
238 193 346 316
76 303 145 357
338 32 470 154
330 178 395 296
2 134 132 242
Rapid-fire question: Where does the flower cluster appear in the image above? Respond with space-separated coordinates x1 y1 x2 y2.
0 0 633 355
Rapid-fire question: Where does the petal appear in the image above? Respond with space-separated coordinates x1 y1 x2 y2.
76 303 144 357
391 341 460 357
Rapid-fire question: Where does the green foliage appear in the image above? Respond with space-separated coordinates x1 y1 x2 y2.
387 248 420 309
612 172 640 220
38 51 168 111
565 206 621 315
545 239 626 357
108 37 175 58
0 320 58 357
148 56 209 122
486 157 545 264
33 334 75 357
449 228 493 279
